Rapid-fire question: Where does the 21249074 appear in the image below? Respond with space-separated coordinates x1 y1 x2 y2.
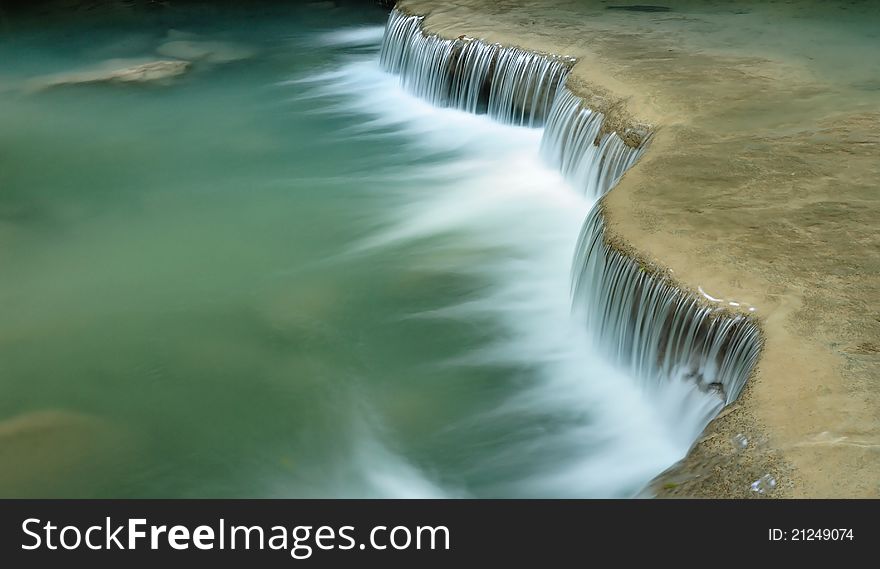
769 529 854 541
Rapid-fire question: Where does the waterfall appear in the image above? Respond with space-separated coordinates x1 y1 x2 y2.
540 86 647 199
378 7 761 417
573 207 762 404
380 9 569 126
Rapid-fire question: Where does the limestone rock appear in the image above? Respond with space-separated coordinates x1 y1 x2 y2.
0 410 132 497
156 39 255 64
28 58 190 91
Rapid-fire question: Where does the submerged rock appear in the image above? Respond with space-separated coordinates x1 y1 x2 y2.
28 58 190 91
156 39 255 64
0 410 132 497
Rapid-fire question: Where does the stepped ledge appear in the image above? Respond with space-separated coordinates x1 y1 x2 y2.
397 0 880 498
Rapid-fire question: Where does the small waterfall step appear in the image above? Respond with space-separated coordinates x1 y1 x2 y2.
378 7 762 412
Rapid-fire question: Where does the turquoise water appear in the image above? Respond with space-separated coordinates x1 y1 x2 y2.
0 3 694 497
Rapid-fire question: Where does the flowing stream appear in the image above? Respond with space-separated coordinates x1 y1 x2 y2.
0 3 757 498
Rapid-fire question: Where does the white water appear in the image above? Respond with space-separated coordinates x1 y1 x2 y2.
380 11 569 125
285 23 734 497
541 87 647 199
574 208 763 407
318 26 387 48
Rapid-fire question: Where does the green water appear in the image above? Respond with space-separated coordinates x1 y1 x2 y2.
0 2 693 498
0 3 463 497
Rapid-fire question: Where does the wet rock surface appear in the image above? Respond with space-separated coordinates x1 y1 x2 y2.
28 59 190 90
401 0 880 498
0 410 133 497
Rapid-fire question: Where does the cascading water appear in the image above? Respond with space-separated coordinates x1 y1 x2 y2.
374 8 763 485
380 9 570 125
573 206 763 406
540 86 647 199
0 0 769 500
380 9 644 196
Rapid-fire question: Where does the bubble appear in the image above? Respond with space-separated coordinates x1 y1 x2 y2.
750 474 777 494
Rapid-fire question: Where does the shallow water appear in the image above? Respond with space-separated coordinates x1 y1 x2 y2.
0 3 716 497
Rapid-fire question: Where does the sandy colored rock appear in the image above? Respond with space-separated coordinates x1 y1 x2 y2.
399 0 880 497
28 58 190 90
0 410 133 497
